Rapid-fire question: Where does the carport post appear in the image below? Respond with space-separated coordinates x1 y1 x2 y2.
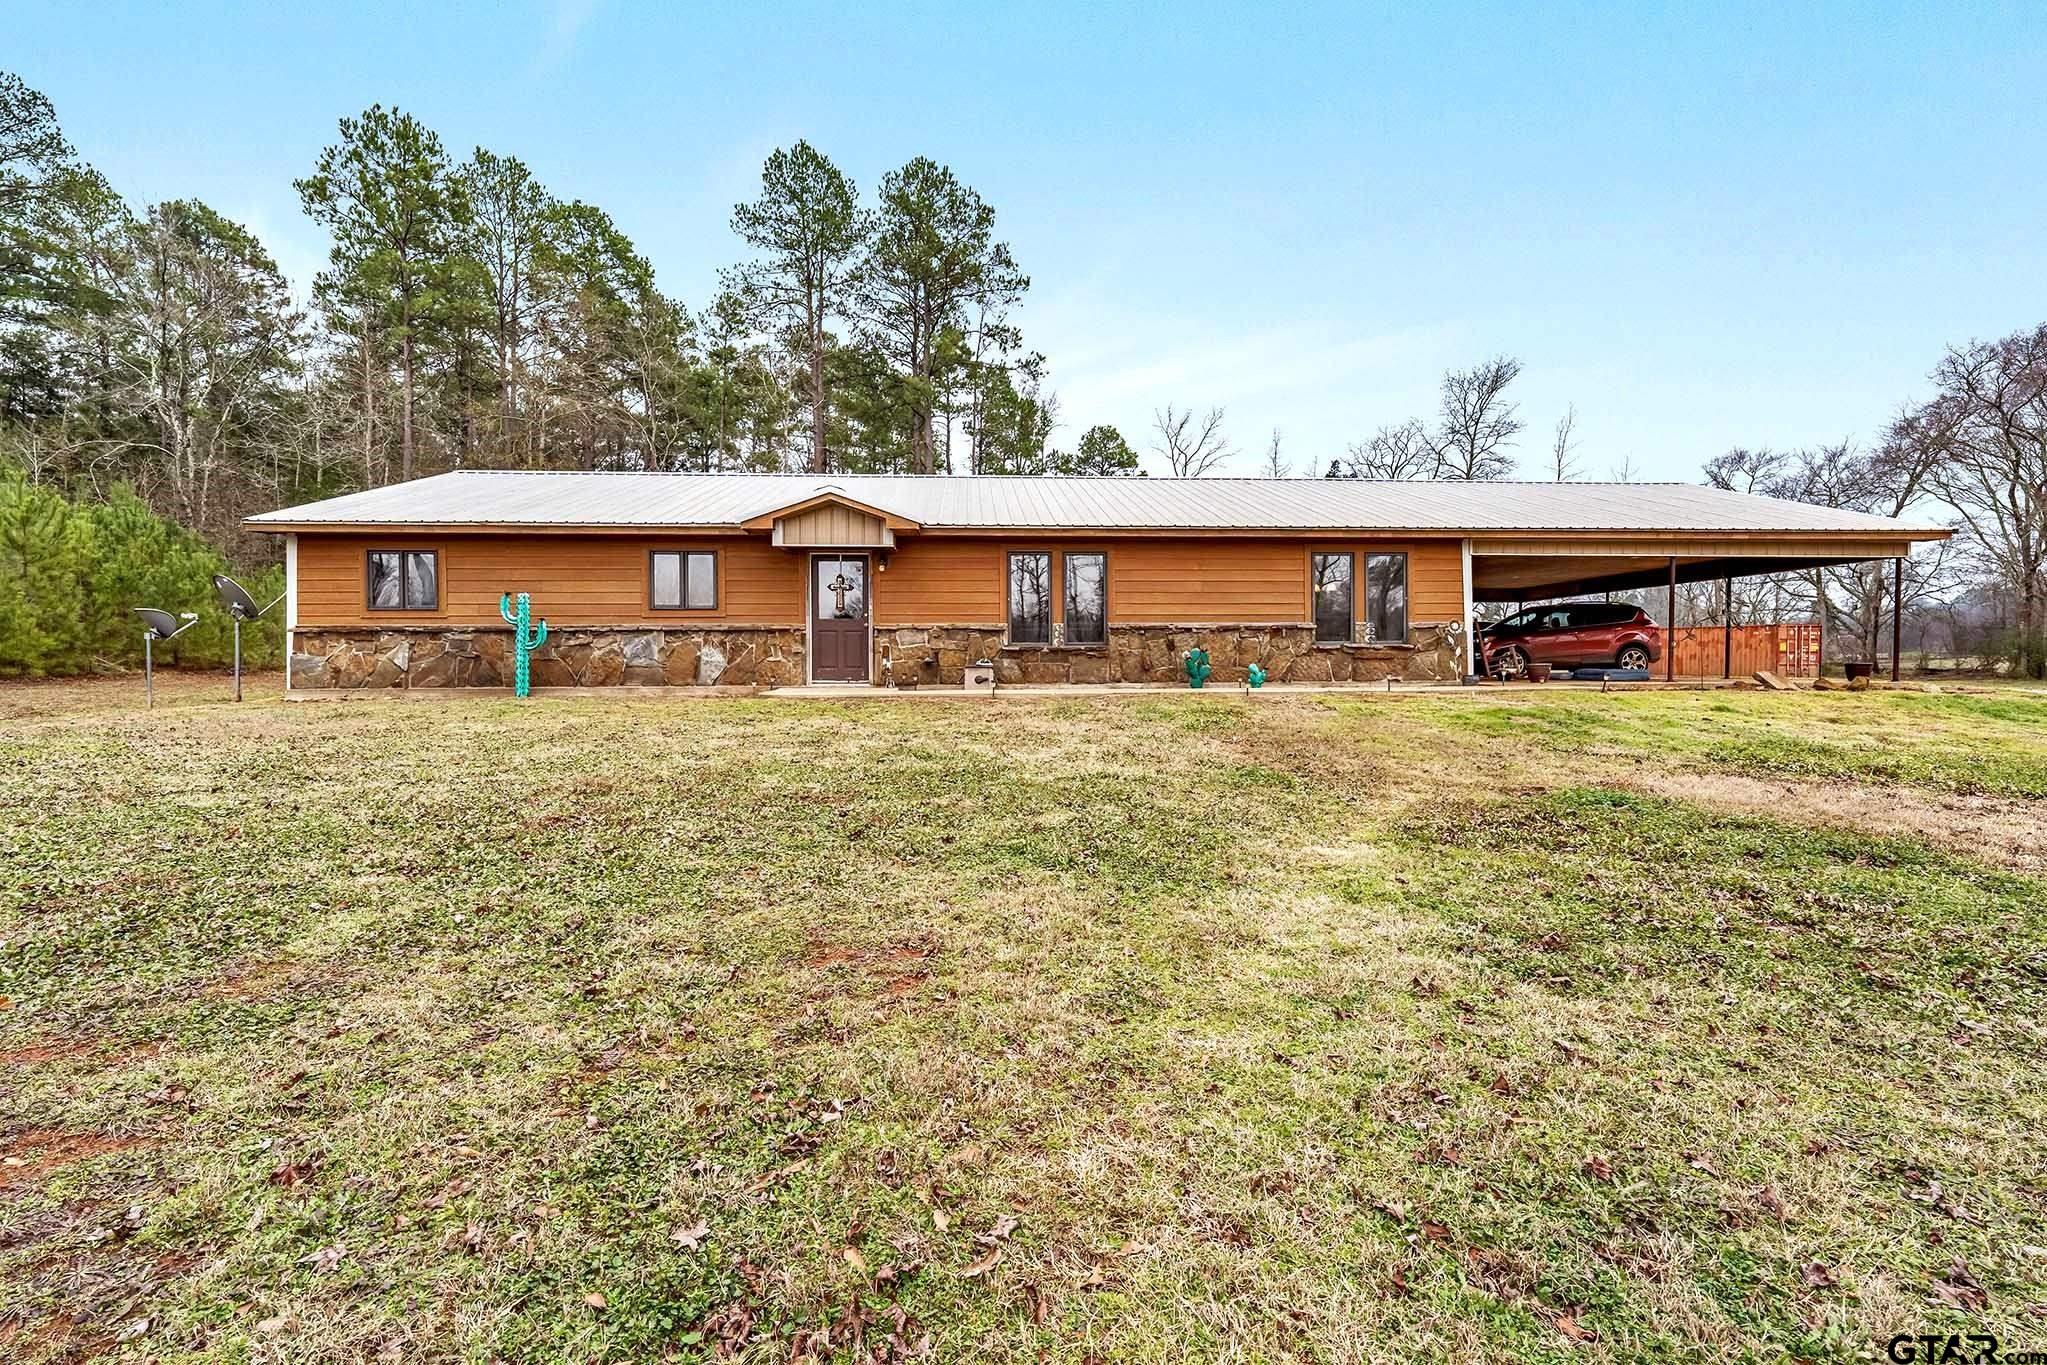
1666 557 1677 681
1891 557 1903 682
1723 573 1734 679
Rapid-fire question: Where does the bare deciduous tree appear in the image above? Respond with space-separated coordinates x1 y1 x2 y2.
1431 355 1522 480
1152 403 1232 476
1259 427 1289 478
1915 324 2047 676
1333 419 1434 479
1549 404 1581 482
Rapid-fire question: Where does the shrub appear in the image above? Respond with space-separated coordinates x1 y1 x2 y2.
0 471 283 676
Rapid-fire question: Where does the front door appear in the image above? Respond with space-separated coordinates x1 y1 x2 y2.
810 553 870 683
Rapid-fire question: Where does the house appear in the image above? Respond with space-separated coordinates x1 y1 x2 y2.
245 472 1948 689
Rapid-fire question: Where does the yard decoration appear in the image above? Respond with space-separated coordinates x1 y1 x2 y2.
1183 647 1213 689
499 592 549 697
1247 662 1267 688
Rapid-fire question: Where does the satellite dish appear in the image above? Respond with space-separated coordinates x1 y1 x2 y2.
134 607 182 639
211 574 283 702
213 573 262 620
132 607 198 708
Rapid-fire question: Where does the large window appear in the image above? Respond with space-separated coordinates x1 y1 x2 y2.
651 551 717 610
1063 552 1107 645
1311 552 1353 643
367 550 438 611
1364 552 1408 643
1008 551 1052 644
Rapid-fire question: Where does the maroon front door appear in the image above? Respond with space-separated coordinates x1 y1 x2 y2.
810 553 870 683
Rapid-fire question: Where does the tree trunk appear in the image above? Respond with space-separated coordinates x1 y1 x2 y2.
400 314 416 483
361 316 376 486
809 327 828 474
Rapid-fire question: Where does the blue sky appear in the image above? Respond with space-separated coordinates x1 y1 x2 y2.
14 1 2044 478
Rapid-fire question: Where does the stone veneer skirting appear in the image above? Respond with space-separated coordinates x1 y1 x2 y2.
879 622 1460 686
289 622 1456 689
290 626 804 690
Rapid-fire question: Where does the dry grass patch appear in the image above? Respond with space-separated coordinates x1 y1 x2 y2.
1 680 2043 1361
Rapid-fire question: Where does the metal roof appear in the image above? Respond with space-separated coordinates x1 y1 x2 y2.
247 470 1945 537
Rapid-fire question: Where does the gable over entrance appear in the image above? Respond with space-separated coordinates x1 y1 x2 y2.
740 489 921 549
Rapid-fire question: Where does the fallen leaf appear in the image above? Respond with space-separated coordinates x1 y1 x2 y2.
1552 1310 1597 1343
844 1246 868 1273
584 1291 608 1310
297 1244 347 1273
978 1214 1020 1246
961 1246 1003 1279
1757 1184 1787 1222
1801 1261 1839 1289
931 1206 950 1234
1021 1282 1049 1325
1583 1154 1614 1182
1928 1260 1988 1311
672 1220 710 1250
255 1314 289 1335
1419 1220 1452 1246
744 1159 808 1195
1684 1152 1721 1177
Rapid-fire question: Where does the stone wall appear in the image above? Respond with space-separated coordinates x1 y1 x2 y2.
877 622 1460 687
291 621 1457 690
290 627 804 690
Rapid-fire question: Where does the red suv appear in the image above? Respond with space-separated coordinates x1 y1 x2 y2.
1480 601 1661 677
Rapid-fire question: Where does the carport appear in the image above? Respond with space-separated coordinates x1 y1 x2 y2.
1468 529 1935 681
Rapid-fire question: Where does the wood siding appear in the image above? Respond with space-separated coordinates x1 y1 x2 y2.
294 533 801 627
292 531 1469 631
776 503 892 548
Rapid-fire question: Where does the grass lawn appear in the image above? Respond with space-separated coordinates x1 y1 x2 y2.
3 678 2045 1362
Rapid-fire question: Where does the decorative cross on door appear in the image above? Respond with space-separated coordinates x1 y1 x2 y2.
827 571 856 618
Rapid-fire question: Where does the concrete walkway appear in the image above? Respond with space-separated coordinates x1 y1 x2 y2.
281 677 1791 703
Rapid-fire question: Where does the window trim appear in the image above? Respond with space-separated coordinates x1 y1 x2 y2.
1309 549 1355 645
1006 549 1055 646
648 548 721 612
1059 548 1110 647
1363 550 1410 645
365 548 440 613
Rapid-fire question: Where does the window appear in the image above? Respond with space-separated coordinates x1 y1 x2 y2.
1008 551 1052 644
1063 552 1107 645
367 550 438 611
1311 552 1353 643
1364 552 1408 643
651 551 717 610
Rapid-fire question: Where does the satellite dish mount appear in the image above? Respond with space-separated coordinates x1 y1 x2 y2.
133 608 200 709
212 574 284 703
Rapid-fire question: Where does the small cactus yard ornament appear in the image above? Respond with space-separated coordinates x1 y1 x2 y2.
1246 662 1267 688
1183 647 1213 689
499 592 549 697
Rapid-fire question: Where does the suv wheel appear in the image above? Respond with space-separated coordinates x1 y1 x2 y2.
1616 644 1651 671
1492 646 1529 679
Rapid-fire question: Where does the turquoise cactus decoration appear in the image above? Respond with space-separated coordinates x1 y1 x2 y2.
1247 662 1267 688
1183 647 1213 689
499 592 549 697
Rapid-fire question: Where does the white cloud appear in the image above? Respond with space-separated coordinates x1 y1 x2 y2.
535 0 601 74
